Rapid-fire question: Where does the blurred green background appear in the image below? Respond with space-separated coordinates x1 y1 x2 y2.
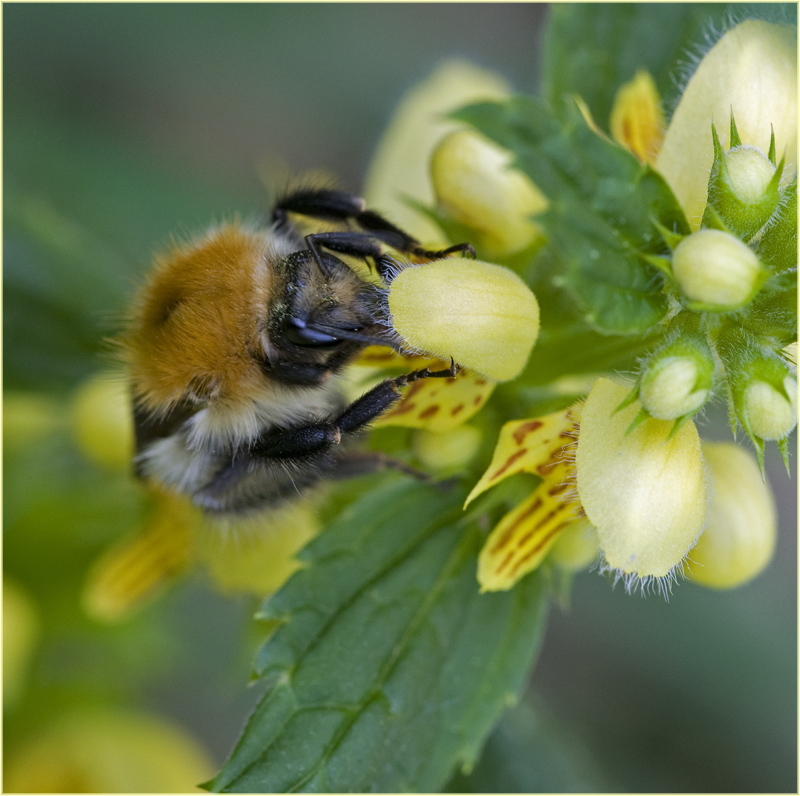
4 3 796 792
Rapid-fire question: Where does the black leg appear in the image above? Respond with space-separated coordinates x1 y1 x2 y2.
274 188 476 276
250 363 457 461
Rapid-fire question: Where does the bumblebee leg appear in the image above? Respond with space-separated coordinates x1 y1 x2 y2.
251 363 457 461
274 188 475 268
304 231 397 280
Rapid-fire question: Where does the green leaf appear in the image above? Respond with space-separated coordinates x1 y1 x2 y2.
541 4 791 131
454 97 686 334
209 479 548 793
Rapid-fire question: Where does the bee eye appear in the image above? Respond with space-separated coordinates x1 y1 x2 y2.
283 317 341 348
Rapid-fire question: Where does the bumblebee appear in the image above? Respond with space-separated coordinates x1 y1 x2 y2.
123 188 473 515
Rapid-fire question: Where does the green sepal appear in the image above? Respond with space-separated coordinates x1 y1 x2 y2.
716 325 795 469
703 119 783 243
651 217 686 251
625 406 650 436
778 437 791 476
739 269 797 350
615 384 640 414
757 178 798 274
768 125 777 167
210 479 549 793
666 413 695 441
729 114 743 148
642 253 673 278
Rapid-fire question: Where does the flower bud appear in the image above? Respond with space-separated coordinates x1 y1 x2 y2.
547 519 599 572
70 372 134 470
672 229 763 310
637 314 715 421
719 329 798 445
609 69 664 164
656 20 797 229
743 375 798 440
576 378 707 580
726 146 777 203
412 425 482 472
387 257 539 381
363 61 510 246
703 122 783 242
639 356 712 420
431 130 547 257
686 442 776 588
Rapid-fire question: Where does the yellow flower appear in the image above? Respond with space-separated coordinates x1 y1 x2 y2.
609 69 665 164
387 257 540 382
655 20 797 230
4 708 214 793
69 372 323 620
472 379 709 592
363 60 510 247
686 442 776 588
430 129 547 257
577 379 707 584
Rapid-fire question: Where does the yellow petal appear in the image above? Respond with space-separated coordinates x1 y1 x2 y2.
363 60 510 246
478 459 583 591
4 709 214 793
656 20 797 229
388 258 539 381
375 366 495 431
465 407 576 506
3 580 40 708
83 491 197 621
609 70 665 163
576 378 707 579
196 503 319 595
686 442 776 588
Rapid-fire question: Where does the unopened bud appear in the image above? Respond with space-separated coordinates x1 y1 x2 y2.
70 373 134 470
387 257 539 381
639 356 711 420
719 329 799 446
703 122 783 242
686 442 776 588
743 375 798 440
672 229 763 310
609 70 664 164
726 146 777 202
413 425 482 472
431 130 547 257
547 519 599 572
